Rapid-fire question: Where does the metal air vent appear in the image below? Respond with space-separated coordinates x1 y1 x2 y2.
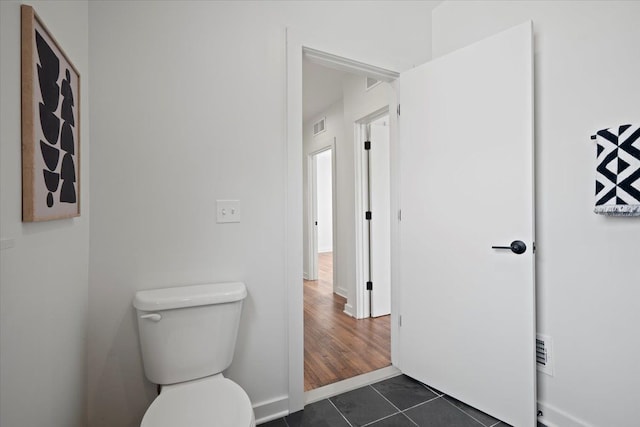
313 117 326 136
366 76 381 91
536 334 554 376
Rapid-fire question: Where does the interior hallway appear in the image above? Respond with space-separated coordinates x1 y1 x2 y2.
304 252 391 391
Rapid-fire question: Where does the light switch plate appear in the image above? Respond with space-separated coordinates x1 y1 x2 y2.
216 200 240 223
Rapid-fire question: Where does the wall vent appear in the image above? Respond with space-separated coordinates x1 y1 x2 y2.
313 117 326 136
536 334 554 376
366 76 381 91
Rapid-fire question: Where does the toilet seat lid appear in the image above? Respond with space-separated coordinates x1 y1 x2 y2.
141 377 254 427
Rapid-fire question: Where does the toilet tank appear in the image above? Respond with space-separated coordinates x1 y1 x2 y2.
133 282 247 385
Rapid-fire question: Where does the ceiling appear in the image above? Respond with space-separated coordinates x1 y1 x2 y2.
302 59 351 123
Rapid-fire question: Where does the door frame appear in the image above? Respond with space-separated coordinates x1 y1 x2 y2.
306 143 337 293
354 108 390 319
286 28 400 412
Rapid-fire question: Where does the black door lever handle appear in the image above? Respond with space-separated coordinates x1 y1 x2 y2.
492 240 527 254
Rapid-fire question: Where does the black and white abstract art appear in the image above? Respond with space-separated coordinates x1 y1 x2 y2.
22 5 80 222
595 124 640 216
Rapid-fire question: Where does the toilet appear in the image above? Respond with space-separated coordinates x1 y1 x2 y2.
133 282 255 427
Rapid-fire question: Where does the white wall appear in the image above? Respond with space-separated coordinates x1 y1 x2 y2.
0 2 90 426
433 2 640 426
303 100 343 284
316 150 333 253
88 2 433 426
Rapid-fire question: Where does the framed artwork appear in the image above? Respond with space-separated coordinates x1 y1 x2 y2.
21 5 80 222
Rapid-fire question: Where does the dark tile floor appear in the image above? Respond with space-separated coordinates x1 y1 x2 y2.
260 374 525 427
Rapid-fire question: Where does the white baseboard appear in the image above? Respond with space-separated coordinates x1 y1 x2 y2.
253 367 402 424
343 303 354 317
537 400 592 427
334 287 347 298
253 395 289 425
318 248 332 254
305 365 401 405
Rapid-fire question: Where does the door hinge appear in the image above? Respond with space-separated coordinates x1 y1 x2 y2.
365 211 372 220
364 140 371 150
397 104 400 116
399 315 402 327
398 209 402 221
366 281 373 291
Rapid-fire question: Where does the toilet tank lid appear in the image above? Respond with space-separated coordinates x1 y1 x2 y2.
133 282 247 311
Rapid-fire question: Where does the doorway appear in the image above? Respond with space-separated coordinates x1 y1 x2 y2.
289 21 537 426
314 149 333 263
302 61 393 392
307 146 335 286
287 38 402 411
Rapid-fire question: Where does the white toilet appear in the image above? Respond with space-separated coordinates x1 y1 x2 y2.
133 282 256 427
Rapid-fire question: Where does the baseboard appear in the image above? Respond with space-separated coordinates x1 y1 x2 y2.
334 287 347 298
537 400 593 427
253 395 289 425
305 365 401 405
343 303 354 317
253 367 402 424
318 249 332 254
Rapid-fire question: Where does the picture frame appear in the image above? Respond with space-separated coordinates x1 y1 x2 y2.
21 5 81 222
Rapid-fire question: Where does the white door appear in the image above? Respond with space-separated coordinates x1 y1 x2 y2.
369 117 391 317
399 21 536 427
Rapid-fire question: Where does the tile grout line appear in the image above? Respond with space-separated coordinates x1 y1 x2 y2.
282 415 291 427
441 396 490 426
400 411 420 427
423 383 444 397
327 397 355 427
358 385 402 427
489 422 501 427
361 411 402 427
400 395 442 412
369 384 403 413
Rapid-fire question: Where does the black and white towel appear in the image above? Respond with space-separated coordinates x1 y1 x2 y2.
595 124 640 216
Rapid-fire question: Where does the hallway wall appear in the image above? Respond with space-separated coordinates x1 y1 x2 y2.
303 100 343 289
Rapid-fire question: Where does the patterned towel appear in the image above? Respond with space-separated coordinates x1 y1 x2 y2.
595 124 640 216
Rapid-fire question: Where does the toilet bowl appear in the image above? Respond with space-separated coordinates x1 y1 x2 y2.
133 282 255 427
141 375 255 427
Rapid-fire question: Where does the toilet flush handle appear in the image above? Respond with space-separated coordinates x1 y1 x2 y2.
140 313 162 322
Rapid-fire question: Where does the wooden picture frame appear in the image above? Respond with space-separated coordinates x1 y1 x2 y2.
21 5 81 222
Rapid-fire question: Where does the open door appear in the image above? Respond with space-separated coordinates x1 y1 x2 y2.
398 21 536 427
369 117 392 317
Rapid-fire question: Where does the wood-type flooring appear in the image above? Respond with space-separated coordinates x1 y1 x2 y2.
304 252 391 391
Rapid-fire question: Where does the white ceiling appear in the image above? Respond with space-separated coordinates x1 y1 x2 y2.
302 60 351 123
302 0 444 123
